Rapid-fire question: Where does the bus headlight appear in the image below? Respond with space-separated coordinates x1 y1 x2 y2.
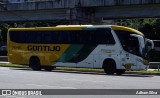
136 58 149 65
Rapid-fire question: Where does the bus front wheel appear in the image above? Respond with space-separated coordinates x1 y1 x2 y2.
29 57 41 71
103 60 116 75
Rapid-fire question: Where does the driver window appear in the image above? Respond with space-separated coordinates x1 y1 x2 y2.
127 37 139 55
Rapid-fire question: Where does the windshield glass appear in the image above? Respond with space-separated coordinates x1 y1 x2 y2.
115 30 144 57
138 35 145 55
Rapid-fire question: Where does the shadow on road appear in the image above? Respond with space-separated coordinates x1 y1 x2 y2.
9 67 154 77
120 74 154 77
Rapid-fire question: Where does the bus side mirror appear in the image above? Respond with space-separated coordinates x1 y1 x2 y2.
145 39 154 52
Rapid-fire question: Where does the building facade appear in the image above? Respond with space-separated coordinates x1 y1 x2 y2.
1 0 52 3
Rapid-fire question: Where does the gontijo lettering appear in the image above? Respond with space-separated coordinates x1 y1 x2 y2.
27 45 61 51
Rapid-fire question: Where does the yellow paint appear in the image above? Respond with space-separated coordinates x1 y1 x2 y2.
9 26 84 31
8 42 70 66
111 25 144 36
8 26 84 66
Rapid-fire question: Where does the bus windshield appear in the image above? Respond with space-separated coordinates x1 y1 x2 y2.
114 30 145 57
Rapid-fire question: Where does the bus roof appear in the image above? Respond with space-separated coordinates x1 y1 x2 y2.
9 25 144 35
111 25 144 36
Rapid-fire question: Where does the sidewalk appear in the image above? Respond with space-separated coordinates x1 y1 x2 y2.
0 61 9 64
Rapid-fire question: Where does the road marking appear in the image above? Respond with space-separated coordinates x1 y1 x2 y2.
63 78 105 83
27 84 77 89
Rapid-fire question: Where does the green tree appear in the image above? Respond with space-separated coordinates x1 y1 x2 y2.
0 29 2 41
116 18 159 40
0 23 10 42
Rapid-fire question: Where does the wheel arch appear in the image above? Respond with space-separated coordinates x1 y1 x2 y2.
29 56 40 65
29 56 39 60
102 58 117 69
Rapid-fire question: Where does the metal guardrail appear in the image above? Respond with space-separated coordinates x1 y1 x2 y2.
149 62 160 71
0 56 8 61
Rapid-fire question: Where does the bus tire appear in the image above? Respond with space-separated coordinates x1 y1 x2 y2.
103 59 116 75
29 57 41 71
116 69 126 75
44 66 56 71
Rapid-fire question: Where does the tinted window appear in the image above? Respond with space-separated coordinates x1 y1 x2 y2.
9 28 115 44
115 30 140 56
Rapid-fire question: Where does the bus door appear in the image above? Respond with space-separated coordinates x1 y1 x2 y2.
82 54 94 68
128 34 145 69
124 35 140 69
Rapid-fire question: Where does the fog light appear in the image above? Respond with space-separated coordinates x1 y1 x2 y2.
124 63 132 70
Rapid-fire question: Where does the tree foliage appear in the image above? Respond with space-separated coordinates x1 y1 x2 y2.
0 23 10 42
1 18 160 42
116 18 160 40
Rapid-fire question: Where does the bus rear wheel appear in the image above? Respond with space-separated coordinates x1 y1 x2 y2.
29 57 41 71
44 66 56 71
103 60 116 75
116 69 126 75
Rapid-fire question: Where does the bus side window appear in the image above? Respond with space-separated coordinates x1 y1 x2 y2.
88 31 94 44
59 31 69 44
127 37 139 55
51 31 58 43
26 31 35 43
75 31 81 44
77 31 83 44
44 31 52 44
37 31 42 43
18 31 25 43
106 31 115 44
68 31 77 44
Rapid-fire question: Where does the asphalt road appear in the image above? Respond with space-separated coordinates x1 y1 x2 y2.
0 67 160 98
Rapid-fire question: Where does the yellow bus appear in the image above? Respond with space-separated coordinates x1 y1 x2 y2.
7 25 153 75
